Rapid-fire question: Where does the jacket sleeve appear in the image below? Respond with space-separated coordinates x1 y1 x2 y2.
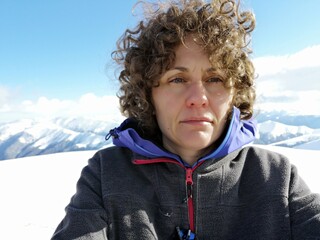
289 164 320 239
51 153 108 240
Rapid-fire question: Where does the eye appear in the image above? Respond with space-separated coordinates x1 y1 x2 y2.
207 76 223 83
169 77 185 83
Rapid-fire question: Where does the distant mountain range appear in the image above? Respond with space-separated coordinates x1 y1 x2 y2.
254 120 320 150
255 111 320 129
0 117 119 160
0 113 319 160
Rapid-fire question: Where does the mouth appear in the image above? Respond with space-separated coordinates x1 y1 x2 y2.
180 117 213 125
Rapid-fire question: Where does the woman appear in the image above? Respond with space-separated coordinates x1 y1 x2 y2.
52 0 320 239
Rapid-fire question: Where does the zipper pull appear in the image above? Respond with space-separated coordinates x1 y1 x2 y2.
186 181 193 199
105 128 118 141
176 227 196 240
182 168 193 202
186 168 193 198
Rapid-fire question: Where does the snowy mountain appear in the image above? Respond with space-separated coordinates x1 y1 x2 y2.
0 146 319 239
255 120 320 149
0 113 319 160
255 111 320 129
0 117 120 160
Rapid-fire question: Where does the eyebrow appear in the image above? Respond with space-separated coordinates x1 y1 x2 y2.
171 66 218 73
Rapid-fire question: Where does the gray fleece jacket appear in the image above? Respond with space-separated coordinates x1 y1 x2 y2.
52 146 320 239
52 110 320 239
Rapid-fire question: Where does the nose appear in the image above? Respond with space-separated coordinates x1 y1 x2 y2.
185 82 209 108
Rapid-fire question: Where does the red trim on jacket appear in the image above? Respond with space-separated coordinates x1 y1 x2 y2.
133 157 204 233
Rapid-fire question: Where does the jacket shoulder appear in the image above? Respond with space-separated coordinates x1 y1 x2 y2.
240 145 291 166
92 145 133 161
235 146 293 195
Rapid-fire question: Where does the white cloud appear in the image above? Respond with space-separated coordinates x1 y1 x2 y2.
255 90 320 115
253 44 320 115
22 97 75 115
253 45 320 77
0 93 123 123
72 93 122 121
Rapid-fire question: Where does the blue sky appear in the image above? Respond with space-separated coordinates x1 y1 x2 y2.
1 0 320 122
248 0 320 56
0 0 138 100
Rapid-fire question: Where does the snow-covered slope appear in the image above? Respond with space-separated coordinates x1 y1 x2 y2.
255 112 320 129
0 147 319 239
268 130 320 149
0 150 95 240
1 114 319 160
256 121 320 149
0 117 120 160
295 137 320 150
258 120 314 138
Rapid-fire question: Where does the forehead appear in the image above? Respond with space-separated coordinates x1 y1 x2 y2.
175 36 206 56
170 37 220 74
174 37 209 61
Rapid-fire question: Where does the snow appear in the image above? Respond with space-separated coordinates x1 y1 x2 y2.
270 132 320 148
258 120 314 138
0 119 34 141
0 147 319 239
296 138 320 150
1 116 319 160
255 120 320 149
257 145 320 193
0 117 116 160
0 151 93 239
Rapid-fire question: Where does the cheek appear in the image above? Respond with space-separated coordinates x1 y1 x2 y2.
210 90 233 116
152 88 181 114
152 95 169 127
216 93 230 104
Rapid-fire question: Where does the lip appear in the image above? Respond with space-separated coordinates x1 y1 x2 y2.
180 117 213 125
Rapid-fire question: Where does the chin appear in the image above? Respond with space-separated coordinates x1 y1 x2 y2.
184 139 214 151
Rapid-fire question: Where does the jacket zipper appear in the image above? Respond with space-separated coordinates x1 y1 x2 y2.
185 168 195 232
133 158 204 233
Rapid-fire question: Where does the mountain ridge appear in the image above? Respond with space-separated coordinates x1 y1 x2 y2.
0 117 118 160
1 113 319 160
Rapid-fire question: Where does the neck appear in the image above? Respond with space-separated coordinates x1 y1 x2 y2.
163 143 214 166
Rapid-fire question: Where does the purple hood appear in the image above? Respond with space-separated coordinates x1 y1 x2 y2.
107 107 257 167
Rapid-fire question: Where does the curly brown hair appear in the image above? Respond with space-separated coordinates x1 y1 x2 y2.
112 0 256 135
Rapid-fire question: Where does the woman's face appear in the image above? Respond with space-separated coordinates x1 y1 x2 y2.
152 36 234 164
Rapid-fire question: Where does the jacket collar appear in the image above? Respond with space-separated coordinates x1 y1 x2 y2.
107 107 257 167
